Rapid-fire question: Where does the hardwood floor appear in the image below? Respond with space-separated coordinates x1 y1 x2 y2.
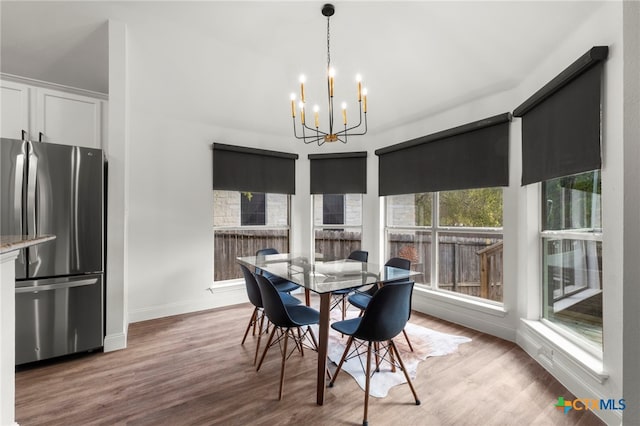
16 303 605 426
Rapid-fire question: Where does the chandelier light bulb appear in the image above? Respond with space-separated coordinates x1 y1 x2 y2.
299 101 305 124
313 104 320 128
290 94 296 117
341 102 347 125
362 88 368 113
299 75 307 83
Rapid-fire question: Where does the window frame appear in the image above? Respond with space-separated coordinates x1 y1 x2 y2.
213 191 291 283
313 193 363 262
384 190 504 305
538 171 603 356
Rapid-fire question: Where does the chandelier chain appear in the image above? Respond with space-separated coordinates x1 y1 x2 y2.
326 16 331 71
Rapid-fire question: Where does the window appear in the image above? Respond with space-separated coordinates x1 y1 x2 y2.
314 194 362 261
213 190 289 281
541 170 602 351
240 192 266 226
385 188 503 302
322 194 345 225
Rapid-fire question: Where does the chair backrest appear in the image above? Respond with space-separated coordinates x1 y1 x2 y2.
348 250 369 263
255 248 280 278
239 264 263 308
255 274 295 328
256 248 279 258
385 257 411 270
354 280 415 342
362 256 411 297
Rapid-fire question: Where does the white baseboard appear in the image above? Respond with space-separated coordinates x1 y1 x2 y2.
412 289 516 342
103 332 127 352
128 280 247 323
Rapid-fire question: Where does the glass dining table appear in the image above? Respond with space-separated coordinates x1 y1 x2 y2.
236 253 416 405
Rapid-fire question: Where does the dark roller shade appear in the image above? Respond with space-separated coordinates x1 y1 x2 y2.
514 46 607 185
375 113 511 196
212 143 298 194
309 151 367 194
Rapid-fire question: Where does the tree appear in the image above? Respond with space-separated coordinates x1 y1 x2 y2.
414 188 503 227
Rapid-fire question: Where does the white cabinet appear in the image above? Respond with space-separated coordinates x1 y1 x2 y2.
0 80 30 140
1 78 105 149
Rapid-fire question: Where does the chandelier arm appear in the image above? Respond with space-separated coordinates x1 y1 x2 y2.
293 119 329 145
302 122 329 136
335 102 364 135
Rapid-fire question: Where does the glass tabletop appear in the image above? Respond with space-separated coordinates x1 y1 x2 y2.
237 253 415 294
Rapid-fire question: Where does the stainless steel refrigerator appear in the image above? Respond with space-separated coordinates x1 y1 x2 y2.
1 137 104 365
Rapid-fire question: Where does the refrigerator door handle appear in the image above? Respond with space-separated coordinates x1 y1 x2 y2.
14 150 26 265
26 142 40 266
15 277 99 293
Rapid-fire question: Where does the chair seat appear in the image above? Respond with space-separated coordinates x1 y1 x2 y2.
287 305 320 326
348 292 372 311
331 317 361 336
280 292 301 306
332 288 353 295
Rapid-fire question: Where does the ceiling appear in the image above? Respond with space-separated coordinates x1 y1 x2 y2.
0 1 604 139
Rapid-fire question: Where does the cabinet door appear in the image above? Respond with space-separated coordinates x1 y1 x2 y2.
35 88 102 149
1 80 30 140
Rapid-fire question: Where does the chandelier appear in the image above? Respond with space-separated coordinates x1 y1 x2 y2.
290 3 368 146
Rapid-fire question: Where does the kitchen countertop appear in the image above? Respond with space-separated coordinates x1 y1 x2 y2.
0 235 56 254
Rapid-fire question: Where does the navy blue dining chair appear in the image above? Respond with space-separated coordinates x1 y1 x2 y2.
329 280 420 426
348 257 415 351
330 250 369 321
239 264 301 365
255 274 320 400
255 248 300 293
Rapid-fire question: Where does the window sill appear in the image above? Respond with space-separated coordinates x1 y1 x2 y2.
520 318 607 383
414 286 507 318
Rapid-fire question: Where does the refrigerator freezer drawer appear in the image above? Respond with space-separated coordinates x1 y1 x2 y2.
15 274 103 365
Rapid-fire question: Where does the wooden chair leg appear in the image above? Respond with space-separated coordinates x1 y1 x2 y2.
389 340 420 405
297 327 304 356
403 328 414 352
254 310 266 365
307 326 319 351
363 341 372 426
329 336 354 387
256 326 277 371
389 340 396 372
278 329 289 400
242 307 258 345
374 342 380 372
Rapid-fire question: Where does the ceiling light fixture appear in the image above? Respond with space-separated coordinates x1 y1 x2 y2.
290 3 368 146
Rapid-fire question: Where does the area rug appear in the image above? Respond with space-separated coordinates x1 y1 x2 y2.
316 310 472 398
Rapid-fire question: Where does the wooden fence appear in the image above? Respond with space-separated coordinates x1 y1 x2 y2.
214 229 289 281
214 229 503 302
388 231 503 302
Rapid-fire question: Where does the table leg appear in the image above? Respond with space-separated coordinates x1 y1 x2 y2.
316 292 331 405
305 288 311 306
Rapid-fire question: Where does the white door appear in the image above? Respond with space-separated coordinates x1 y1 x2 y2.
35 88 102 149
0 81 30 140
